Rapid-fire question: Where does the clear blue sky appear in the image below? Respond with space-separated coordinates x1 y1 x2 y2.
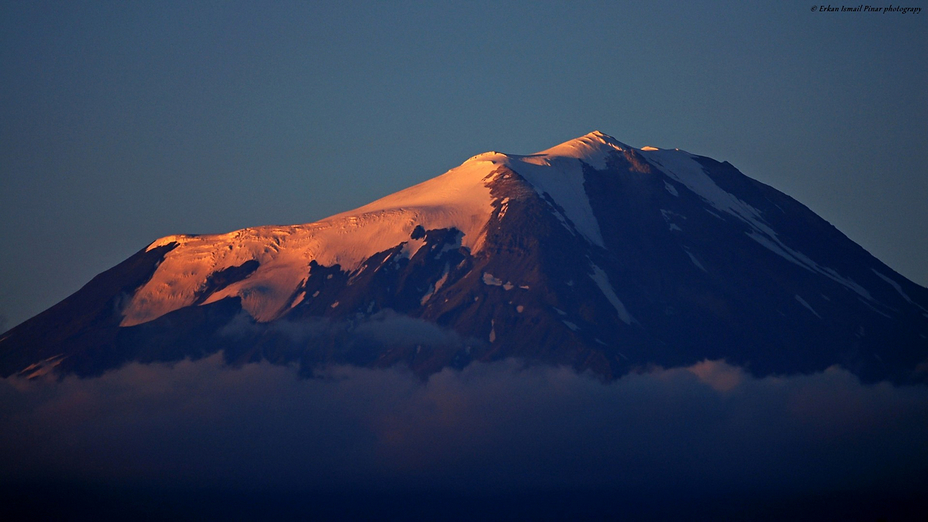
1 1 926 330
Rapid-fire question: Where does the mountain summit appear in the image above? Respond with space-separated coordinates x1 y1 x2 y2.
2 132 926 382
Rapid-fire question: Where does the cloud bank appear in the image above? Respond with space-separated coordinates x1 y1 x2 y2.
1 357 927 519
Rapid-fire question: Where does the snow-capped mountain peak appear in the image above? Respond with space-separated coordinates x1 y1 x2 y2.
532 130 629 169
3 131 925 384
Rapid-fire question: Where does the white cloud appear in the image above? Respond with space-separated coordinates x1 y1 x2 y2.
1 356 926 517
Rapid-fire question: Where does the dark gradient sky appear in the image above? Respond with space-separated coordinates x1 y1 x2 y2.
1 1 926 329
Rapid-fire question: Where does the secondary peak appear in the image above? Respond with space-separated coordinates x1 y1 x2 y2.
533 131 629 169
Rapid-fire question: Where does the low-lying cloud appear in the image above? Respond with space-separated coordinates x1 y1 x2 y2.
1 356 927 517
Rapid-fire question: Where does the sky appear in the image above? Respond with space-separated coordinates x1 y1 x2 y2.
1 0 926 330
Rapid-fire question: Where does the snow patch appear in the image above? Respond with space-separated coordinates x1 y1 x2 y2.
684 249 707 273
290 291 306 309
419 284 436 306
18 354 65 380
497 197 511 220
872 270 928 313
482 272 515 290
420 264 451 305
661 209 685 232
399 237 427 260
145 234 195 251
857 298 893 319
794 295 822 319
589 264 634 325
482 272 503 286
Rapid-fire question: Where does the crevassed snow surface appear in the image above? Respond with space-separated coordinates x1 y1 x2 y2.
123 156 503 326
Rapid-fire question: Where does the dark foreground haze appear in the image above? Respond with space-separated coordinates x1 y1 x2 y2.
2 356 926 520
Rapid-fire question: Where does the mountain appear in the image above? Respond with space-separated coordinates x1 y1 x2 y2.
2 131 926 382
